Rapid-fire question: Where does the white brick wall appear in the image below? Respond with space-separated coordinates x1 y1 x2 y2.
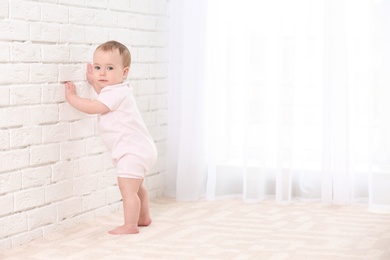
0 0 170 250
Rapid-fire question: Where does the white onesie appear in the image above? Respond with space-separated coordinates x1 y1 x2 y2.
97 82 157 179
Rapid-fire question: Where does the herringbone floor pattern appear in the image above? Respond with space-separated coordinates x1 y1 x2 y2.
1 197 390 259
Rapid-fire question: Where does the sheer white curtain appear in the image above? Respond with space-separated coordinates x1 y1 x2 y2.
166 0 208 200
167 0 390 210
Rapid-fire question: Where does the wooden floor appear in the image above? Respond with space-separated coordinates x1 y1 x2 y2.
1 197 390 259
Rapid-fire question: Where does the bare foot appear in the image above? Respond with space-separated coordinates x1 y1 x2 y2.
108 225 139 235
138 216 152 227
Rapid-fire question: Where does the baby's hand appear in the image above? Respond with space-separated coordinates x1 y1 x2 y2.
86 63 94 85
65 81 77 101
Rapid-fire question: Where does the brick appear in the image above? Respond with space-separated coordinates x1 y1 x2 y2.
10 85 41 106
149 124 167 141
60 140 86 160
41 45 70 63
156 47 169 62
102 153 115 170
73 175 98 196
85 26 109 44
98 169 117 187
84 0 108 9
59 64 86 83
0 194 14 216
105 186 121 204
0 43 10 62
131 0 150 14
150 32 169 47
94 10 118 27
117 13 137 29
41 83 66 104
0 212 28 237
29 104 59 125
30 64 59 84
27 204 57 230
69 8 95 26
22 166 52 189
150 63 169 78
14 187 45 211
70 118 95 140
150 0 169 15
0 20 29 41
11 42 41 62
42 123 70 144
41 5 68 23
156 17 170 31
0 64 30 85
69 45 94 63
0 130 9 150
109 0 130 11
133 96 149 112
138 15 157 30
155 108 168 125
0 87 10 107
137 47 156 62
76 83 96 97
130 30 150 46
82 190 105 211
0 238 11 250
59 103 88 122
9 0 40 21
0 148 30 173
145 172 163 190
129 63 149 79
148 94 167 110
0 0 8 18
10 127 42 148
0 107 30 128
59 0 85 6
51 160 79 182
136 79 155 95
109 28 132 44
60 24 85 43
30 22 60 43
45 180 72 203
140 111 156 126
30 143 60 165
56 198 83 221
155 78 169 93
78 155 103 176
0 171 22 194
11 229 43 248
85 137 107 155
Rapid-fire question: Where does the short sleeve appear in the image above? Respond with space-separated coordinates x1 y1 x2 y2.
97 87 125 111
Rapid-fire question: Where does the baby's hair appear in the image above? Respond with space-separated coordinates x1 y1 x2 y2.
96 41 131 67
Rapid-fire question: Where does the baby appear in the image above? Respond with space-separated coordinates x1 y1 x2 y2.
65 41 157 235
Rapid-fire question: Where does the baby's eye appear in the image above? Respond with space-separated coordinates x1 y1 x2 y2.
94 66 101 70
107 67 114 71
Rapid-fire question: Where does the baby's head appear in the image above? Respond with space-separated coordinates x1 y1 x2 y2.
96 41 131 68
92 41 131 89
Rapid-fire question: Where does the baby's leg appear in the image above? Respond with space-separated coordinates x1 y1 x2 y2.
109 177 143 235
138 181 152 226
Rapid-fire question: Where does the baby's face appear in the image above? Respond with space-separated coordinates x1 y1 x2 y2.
91 49 129 90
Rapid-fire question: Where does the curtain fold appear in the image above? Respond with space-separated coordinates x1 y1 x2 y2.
166 0 208 200
167 0 390 210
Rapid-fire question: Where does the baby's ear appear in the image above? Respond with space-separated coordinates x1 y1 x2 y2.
123 67 130 78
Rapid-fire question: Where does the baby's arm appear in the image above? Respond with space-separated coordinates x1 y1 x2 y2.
65 81 109 114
